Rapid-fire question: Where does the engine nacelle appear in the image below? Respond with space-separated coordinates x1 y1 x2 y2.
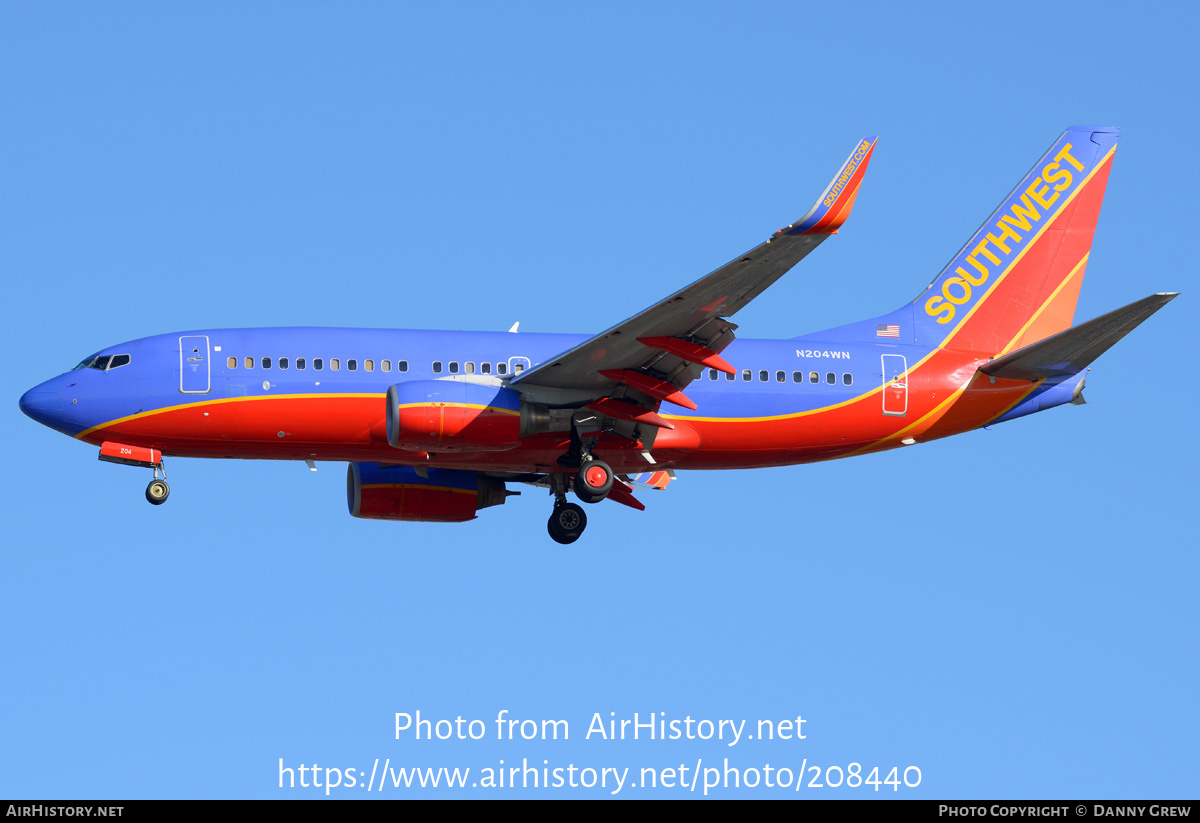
386 381 526 452
347 463 509 522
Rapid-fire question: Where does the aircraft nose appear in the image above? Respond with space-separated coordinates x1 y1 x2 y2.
19 376 63 425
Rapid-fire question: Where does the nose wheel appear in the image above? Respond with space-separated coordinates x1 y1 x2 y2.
146 479 170 505
145 460 170 505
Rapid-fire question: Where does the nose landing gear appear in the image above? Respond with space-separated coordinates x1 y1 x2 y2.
96 441 172 506
145 460 170 506
146 478 170 505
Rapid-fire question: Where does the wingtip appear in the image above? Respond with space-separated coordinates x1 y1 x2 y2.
787 136 876 236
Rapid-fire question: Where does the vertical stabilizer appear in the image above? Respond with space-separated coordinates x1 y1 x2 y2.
913 127 1119 355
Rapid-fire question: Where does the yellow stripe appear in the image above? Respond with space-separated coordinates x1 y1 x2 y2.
844 381 972 456
993 253 1089 357
986 378 1047 422
667 381 885 424
74 392 383 440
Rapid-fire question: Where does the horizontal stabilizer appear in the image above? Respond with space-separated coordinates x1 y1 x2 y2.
980 293 1177 381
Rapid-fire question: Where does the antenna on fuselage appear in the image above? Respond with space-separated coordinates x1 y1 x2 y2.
507 322 520 333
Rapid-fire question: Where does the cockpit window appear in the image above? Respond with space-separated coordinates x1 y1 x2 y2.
73 354 129 371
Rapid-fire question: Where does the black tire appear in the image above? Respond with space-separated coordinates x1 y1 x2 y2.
146 479 170 505
547 502 587 544
573 460 614 501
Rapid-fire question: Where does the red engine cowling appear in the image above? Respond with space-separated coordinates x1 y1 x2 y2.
386 381 525 452
347 463 509 522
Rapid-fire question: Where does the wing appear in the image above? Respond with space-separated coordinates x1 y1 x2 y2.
512 136 877 409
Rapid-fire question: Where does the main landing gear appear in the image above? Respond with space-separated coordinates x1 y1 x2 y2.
546 443 616 543
573 459 614 504
547 500 587 544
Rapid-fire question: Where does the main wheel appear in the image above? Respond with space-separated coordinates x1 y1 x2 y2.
573 460 613 502
146 479 170 505
547 502 587 544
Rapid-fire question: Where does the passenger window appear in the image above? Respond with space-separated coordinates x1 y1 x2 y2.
843 373 853 386
296 358 306 370
793 371 803 383
465 362 475 374
776 370 785 383
449 362 460 374
227 356 237 369
348 359 357 371
809 372 819 383
742 369 751 381
497 362 507 375
262 357 272 369
313 358 323 370
481 362 491 375
382 360 391 372
514 363 525 374
433 361 443 374
709 368 718 380
330 359 340 371
109 354 130 369
758 370 768 382
365 359 374 372
725 370 735 380
279 357 289 370
826 372 835 384
398 360 409 373
245 357 254 369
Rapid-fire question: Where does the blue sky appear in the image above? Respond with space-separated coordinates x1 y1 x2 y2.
2 2 1196 799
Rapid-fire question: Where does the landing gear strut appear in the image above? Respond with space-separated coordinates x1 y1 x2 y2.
145 461 170 506
546 414 617 542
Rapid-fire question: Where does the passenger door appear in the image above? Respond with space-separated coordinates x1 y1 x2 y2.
179 335 211 394
881 354 907 417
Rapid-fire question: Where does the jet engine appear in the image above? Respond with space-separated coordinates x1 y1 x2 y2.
347 463 510 522
386 381 534 452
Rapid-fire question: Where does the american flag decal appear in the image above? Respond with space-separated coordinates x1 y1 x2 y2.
876 324 900 338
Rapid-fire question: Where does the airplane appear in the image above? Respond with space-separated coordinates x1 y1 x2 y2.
18 126 1176 544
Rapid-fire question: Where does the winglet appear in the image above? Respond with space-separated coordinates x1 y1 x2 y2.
786 136 877 235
